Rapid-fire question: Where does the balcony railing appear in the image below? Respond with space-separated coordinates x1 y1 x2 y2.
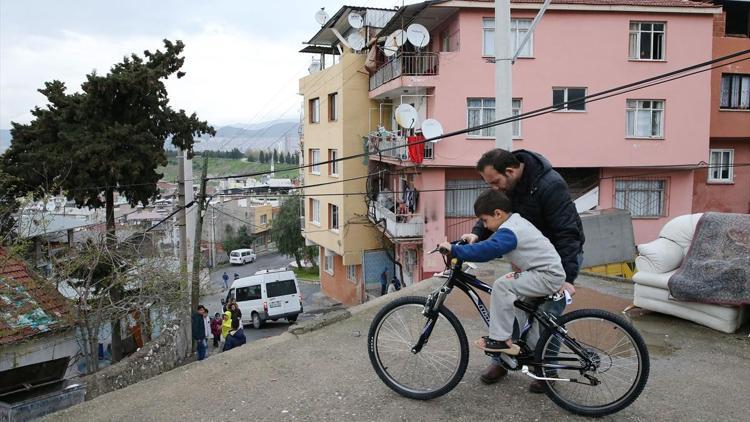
369 201 423 239
369 52 439 91
367 134 434 162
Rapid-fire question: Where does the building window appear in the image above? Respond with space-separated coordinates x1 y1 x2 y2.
512 99 522 138
725 1 750 37
260 214 268 225
467 98 495 137
482 18 495 56
309 97 320 123
309 198 320 225
708 149 734 183
629 22 665 60
720 74 750 110
511 19 533 57
347 265 357 282
424 142 434 159
309 149 320 174
328 92 338 121
626 100 664 138
552 88 586 112
324 249 334 275
328 149 339 176
614 179 666 218
446 179 486 217
482 18 533 58
329 204 339 231
440 29 458 52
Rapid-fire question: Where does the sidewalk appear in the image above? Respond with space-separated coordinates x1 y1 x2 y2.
45 265 750 421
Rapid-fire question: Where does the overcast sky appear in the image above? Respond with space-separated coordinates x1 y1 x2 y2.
0 0 417 129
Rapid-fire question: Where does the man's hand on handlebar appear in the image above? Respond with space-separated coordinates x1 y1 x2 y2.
460 233 478 244
437 242 452 255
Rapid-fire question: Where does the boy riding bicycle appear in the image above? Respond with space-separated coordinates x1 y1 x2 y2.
439 189 565 355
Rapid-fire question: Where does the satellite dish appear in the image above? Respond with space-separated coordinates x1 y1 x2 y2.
383 36 398 57
348 12 364 29
315 8 329 26
406 23 430 48
395 104 419 129
45 201 56 212
347 33 365 52
422 119 444 141
391 29 407 47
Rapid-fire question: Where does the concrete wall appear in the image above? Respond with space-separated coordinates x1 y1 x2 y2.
710 19 750 139
319 246 362 306
692 141 750 214
0 330 80 379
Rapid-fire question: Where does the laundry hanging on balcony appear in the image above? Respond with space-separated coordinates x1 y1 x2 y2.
407 134 425 164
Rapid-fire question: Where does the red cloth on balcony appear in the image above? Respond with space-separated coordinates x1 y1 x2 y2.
407 135 425 164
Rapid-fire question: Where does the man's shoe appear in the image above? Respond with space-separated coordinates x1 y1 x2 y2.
480 364 508 384
529 380 548 394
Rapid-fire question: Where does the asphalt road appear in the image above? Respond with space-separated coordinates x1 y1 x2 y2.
200 251 321 344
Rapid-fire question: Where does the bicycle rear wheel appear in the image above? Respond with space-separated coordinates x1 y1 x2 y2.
535 309 650 417
368 296 469 400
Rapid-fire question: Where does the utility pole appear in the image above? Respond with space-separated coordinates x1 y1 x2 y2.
210 206 217 267
177 150 190 355
495 0 513 151
191 156 209 313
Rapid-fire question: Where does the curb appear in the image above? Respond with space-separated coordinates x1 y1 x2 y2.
579 271 633 284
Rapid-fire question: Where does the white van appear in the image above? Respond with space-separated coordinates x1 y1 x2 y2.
226 270 302 328
229 248 256 265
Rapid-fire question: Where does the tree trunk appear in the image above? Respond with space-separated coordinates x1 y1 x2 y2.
105 188 123 363
293 251 302 269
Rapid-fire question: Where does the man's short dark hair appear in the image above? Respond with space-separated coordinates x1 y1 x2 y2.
474 189 512 216
197 305 207 312
476 149 520 174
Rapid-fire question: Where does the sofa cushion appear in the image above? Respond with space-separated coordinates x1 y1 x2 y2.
635 238 683 274
659 213 702 254
633 269 676 289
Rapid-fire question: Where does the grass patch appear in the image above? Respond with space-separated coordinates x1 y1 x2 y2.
293 266 320 282
158 157 300 184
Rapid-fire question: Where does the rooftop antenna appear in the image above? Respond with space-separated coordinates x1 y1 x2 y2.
348 12 364 29
347 32 366 52
421 119 444 142
395 103 419 130
406 23 430 49
315 8 329 26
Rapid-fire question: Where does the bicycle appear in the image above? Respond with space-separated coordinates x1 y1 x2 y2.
367 243 650 417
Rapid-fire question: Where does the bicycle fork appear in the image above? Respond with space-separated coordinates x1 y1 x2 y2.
412 285 452 354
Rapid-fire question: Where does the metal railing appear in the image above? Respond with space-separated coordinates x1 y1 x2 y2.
367 134 434 162
369 201 424 239
369 52 439 91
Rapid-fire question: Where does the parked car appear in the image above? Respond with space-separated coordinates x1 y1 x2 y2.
225 270 302 328
229 248 256 265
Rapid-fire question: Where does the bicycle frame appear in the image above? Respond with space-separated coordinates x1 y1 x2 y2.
415 260 596 373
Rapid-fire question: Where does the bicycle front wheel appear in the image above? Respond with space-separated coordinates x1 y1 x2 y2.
368 296 469 400
535 309 650 417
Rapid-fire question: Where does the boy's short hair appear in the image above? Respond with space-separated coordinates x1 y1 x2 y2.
474 189 512 216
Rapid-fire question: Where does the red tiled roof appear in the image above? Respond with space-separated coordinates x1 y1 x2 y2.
0 249 74 345
466 0 716 8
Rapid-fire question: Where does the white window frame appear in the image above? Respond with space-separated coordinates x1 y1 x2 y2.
614 179 667 218
310 198 320 226
347 265 357 282
629 22 666 61
552 87 587 112
720 74 750 110
309 98 320 123
329 149 339 176
310 149 320 174
482 18 533 58
324 249 334 275
482 18 495 57
512 98 522 138
260 214 268 225
467 98 496 138
329 203 339 232
328 92 338 121
510 19 533 58
708 149 734 183
626 99 665 139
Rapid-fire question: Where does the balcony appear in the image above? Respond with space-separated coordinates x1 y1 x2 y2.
369 201 423 240
366 134 433 162
369 52 439 92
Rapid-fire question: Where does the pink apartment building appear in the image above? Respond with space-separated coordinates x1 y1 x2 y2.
365 0 726 281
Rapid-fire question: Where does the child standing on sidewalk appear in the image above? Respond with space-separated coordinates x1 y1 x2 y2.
439 190 564 355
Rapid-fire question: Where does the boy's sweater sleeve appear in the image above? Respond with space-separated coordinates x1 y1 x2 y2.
451 228 517 262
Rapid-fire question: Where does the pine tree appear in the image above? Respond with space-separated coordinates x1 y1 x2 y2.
259 150 266 163
273 149 278 164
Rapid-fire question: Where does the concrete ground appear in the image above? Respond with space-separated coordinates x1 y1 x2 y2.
45 264 750 422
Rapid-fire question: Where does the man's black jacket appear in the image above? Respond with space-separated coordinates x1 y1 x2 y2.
472 150 585 282
191 312 206 340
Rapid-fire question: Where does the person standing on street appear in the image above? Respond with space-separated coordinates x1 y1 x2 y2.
222 271 229 289
202 307 211 356
211 312 222 348
191 305 208 361
465 149 584 393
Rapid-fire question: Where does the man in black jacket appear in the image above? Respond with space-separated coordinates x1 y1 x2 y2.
191 305 208 361
463 149 584 392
